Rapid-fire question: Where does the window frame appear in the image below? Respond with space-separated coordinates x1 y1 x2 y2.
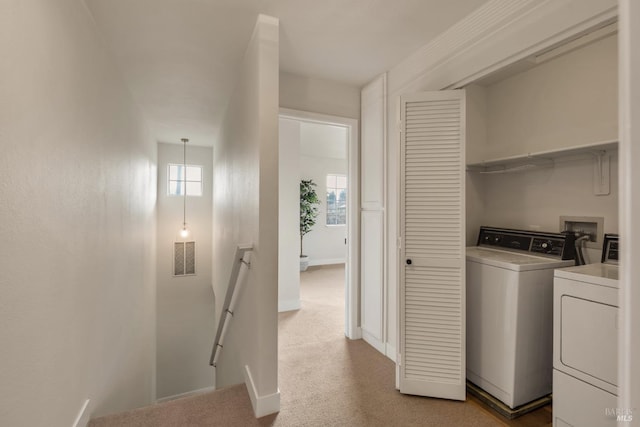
167 163 203 197
326 173 347 226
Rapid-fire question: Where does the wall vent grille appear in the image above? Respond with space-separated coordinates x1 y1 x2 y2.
174 241 196 276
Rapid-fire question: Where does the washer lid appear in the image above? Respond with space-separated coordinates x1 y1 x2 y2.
466 247 575 271
554 263 619 288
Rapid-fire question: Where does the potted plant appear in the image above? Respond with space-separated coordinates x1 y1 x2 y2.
300 179 320 271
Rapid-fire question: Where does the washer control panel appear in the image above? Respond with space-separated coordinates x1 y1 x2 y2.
531 238 565 256
477 226 576 260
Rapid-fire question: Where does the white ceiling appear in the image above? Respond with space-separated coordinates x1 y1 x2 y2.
85 0 488 146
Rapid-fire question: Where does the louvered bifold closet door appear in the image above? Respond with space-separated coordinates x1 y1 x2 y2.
399 90 466 400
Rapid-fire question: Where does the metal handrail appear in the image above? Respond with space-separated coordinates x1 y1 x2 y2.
210 244 253 367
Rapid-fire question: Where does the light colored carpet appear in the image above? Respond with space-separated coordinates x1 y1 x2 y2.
90 264 539 426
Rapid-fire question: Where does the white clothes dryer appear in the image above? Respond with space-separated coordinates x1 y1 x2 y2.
553 234 619 427
466 226 576 409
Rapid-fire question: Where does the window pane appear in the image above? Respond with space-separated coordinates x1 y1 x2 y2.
169 165 180 180
186 166 201 181
327 189 337 205
337 175 347 189
338 207 346 224
326 174 337 189
169 180 185 196
326 212 336 225
186 181 202 196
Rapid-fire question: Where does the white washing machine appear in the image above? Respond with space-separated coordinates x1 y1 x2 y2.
466 226 576 409
553 234 619 427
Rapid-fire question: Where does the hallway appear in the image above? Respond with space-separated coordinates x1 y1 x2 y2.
90 264 552 426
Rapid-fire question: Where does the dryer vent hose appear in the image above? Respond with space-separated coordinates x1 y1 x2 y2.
574 235 590 266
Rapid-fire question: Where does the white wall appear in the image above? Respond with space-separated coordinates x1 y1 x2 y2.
0 1 157 426
156 143 214 399
469 34 619 261
299 154 348 265
478 153 619 261
280 71 361 119
212 15 280 416
299 122 348 265
482 34 618 161
279 119 301 312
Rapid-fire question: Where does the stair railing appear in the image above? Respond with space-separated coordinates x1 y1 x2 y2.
210 244 253 367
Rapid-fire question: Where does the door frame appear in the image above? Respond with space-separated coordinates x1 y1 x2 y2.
619 0 640 413
279 108 361 339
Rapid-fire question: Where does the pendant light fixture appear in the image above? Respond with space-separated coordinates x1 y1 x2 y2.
179 137 189 238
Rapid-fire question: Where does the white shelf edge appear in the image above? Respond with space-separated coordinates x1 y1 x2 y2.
467 140 618 171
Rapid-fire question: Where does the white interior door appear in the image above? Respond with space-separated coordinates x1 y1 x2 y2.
399 90 466 400
360 75 387 353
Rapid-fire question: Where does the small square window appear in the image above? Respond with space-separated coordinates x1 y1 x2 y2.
168 164 203 196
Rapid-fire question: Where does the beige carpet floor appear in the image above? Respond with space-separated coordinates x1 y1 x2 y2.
90 264 542 427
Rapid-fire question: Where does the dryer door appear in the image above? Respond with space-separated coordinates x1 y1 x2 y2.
554 277 618 394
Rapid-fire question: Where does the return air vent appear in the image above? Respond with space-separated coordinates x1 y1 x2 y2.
174 241 196 276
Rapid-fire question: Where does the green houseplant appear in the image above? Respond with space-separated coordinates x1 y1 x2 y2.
300 179 320 271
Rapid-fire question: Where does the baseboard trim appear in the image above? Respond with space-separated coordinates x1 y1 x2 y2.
346 326 362 340
156 386 217 404
243 365 280 418
278 299 301 312
362 330 386 355
72 399 91 427
307 258 346 267
385 343 397 363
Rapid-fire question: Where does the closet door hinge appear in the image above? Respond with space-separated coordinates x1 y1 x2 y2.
397 120 404 133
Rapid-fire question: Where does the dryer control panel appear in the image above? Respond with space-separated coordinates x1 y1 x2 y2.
601 234 619 264
477 226 576 260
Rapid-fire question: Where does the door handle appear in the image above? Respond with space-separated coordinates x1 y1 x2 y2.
406 259 412 265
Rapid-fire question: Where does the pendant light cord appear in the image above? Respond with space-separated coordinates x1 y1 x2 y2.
181 138 188 229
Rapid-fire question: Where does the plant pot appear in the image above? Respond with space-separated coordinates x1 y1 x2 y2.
300 255 310 272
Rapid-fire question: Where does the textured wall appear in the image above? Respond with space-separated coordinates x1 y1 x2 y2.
212 15 280 413
278 118 301 312
280 71 361 119
299 155 348 264
484 34 617 160
0 0 157 425
156 143 214 399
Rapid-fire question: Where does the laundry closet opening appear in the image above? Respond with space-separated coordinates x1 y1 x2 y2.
395 18 619 414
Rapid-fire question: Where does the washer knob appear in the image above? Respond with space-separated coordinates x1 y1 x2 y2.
541 240 554 252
